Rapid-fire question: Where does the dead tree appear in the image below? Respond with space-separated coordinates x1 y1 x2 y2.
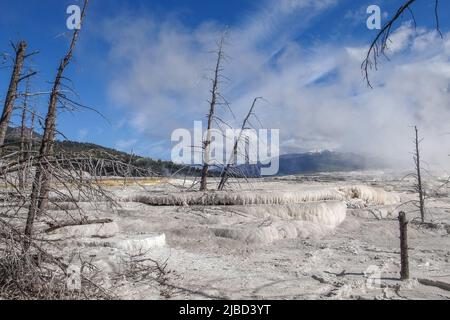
18 75 33 190
123 151 135 188
362 0 442 87
399 212 410 280
21 105 36 187
37 1 91 216
200 34 226 191
0 41 28 147
218 97 263 191
413 126 426 223
0 218 114 300
24 0 89 250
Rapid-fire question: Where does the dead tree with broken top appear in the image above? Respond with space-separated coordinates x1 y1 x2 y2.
218 97 263 191
413 126 426 223
24 0 89 250
200 34 226 191
0 41 37 148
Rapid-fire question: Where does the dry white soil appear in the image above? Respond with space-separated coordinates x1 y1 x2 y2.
45 171 450 300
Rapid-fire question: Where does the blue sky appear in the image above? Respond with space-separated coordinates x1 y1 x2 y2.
1 0 450 167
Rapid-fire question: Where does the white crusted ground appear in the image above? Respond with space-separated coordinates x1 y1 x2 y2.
43 171 450 300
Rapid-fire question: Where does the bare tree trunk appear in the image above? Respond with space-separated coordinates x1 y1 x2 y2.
123 151 134 188
0 41 27 148
24 0 89 251
218 97 261 191
18 105 27 190
414 126 426 223
200 35 225 191
399 211 410 281
18 76 31 190
28 106 35 154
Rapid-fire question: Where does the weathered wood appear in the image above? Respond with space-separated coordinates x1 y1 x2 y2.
0 41 27 147
25 0 89 251
45 219 113 233
414 126 426 223
418 278 450 292
399 211 410 281
18 75 32 190
200 34 225 191
218 97 262 191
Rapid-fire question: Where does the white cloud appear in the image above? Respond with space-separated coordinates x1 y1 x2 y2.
100 5 450 170
384 23 416 54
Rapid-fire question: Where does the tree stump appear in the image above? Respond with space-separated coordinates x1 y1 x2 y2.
399 211 410 281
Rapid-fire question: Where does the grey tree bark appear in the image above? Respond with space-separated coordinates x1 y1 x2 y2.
18 76 32 190
200 35 225 191
24 0 89 250
218 97 262 191
414 126 426 223
0 41 27 147
399 212 410 281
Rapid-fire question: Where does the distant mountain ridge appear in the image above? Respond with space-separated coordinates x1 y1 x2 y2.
4 127 182 176
278 151 369 175
5 127 381 177
238 150 382 177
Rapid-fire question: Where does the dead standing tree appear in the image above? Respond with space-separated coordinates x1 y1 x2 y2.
0 41 26 147
0 41 37 148
24 0 89 250
200 34 226 191
218 97 263 191
18 75 33 190
413 126 426 223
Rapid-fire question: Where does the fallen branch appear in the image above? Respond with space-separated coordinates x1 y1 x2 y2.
418 278 450 292
45 219 113 233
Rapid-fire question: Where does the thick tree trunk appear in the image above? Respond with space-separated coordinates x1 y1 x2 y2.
24 0 89 251
0 41 27 147
399 211 410 281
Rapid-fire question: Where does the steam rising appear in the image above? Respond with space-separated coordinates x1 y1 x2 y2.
101 2 450 171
